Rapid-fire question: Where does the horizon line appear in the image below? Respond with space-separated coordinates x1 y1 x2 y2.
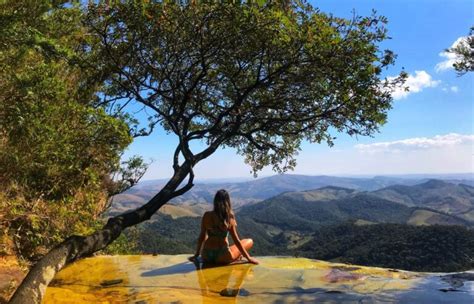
138 172 474 182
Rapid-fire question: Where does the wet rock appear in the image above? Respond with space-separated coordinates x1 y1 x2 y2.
441 272 474 289
100 279 123 286
449 273 474 281
324 268 364 283
333 266 361 271
219 288 239 297
49 279 64 287
43 255 474 303
238 288 251 296
439 288 464 293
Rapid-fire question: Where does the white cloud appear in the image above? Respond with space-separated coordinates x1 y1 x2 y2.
435 36 470 72
137 132 474 179
389 70 441 100
355 133 474 153
442 86 459 93
293 135 473 176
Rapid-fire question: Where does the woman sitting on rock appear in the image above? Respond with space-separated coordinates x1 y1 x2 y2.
189 189 259 265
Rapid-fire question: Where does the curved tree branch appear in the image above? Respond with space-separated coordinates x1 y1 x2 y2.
10 154 197 304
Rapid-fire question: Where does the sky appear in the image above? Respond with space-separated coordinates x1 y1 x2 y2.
123 0 473 180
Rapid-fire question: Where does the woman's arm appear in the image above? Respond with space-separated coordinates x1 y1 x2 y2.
189 214 207 261
230 223 259 264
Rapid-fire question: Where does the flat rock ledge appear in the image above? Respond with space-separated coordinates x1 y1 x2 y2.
44 255 474 303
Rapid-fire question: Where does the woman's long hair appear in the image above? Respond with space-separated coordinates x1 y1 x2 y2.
213 189 234 229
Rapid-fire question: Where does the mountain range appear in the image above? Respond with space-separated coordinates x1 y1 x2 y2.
109 173 473 218
121 176 474 272
371 180 474 221
238 183 473 230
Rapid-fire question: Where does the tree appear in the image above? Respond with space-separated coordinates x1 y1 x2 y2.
447 26 474 75
0 0 144 295
10 1 405 302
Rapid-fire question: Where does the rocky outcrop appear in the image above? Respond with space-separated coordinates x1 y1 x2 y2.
43 255 473 303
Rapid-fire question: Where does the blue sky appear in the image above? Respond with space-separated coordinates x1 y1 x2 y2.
124 0 473 180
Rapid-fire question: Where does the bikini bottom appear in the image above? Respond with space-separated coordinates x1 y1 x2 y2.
202 247 230 264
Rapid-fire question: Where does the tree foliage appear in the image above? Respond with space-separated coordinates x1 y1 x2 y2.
447 26 474 75
0 1 132 199
0 1 139 261
298 222 474 272
84 1 404 176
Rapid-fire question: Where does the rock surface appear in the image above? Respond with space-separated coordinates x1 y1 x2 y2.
44 255 473 303
0 256 25 304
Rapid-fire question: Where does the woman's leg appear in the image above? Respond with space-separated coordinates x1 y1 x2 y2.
222 238 254 263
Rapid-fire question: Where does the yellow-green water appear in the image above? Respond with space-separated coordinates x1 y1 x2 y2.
43 255 473 303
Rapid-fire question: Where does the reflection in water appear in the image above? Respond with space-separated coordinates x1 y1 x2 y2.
194 261 253 303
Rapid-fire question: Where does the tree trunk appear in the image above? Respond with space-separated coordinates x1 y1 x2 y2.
9 166 191 304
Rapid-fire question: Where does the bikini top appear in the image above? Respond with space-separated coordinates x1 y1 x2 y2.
207 225 229 239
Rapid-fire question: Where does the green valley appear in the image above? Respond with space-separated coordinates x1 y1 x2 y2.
119 178 474 272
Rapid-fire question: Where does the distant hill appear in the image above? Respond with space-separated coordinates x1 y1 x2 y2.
275 186 357 202
406 209 472 226
127 179 474 272
236 182 472 254
110 174 445 214
371 180 474 221
238 185 471 229
238 191 411 230
297 223 474 272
